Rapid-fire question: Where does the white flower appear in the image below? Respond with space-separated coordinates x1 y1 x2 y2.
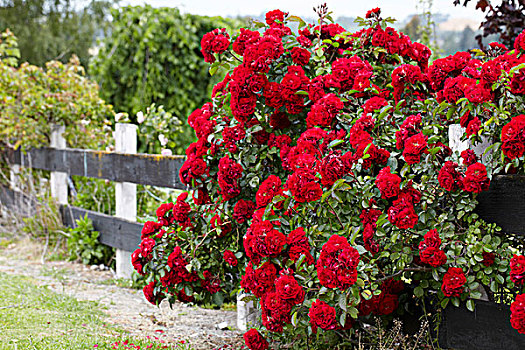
158 134 168 146
137 111 145 124
161 148 173 156
115 112 125 122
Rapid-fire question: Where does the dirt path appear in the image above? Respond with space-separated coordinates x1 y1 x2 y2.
0 245 244 350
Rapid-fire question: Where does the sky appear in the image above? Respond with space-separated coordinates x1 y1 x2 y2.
121 0 485 22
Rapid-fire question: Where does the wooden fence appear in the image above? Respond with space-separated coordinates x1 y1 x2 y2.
0 123 186 278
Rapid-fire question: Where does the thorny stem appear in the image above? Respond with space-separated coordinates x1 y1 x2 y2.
376 267 432 283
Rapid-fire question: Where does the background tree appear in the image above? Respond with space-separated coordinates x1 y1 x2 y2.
0 0 114 68
459 25 477 50
402 15 423 41
454 0 525 48
89 5 246 154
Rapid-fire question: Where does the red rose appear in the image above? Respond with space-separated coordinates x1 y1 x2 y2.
269 110 291 130
140 238 155 258
441 267 466 297
131 248 145 275
481 252 496 267
275 274 304 305
511 294 525 334
317 235 360 290
143 281 163 305
388 197 418 229
286 168 322 203
465 84 492 104
290 47 311 66
319 152 346 187
287 227 314 265
241 262 277 298
460 149 478 166
265 9 285 25
366 7 381 18
243 328 269 350
377 293 399 315
233 199 256 224
462 162 490 193
201 28 230 63
375 166 401 199
402 133 427 164
256 175 283 208
309 299 338 333
514 30 525 52
511 254 525 286
420 246 447 267
233 28 260 56
466 117 481 137
501 115 525 159
141 220 162 239
438 161 463 192
306 93 343 128
223 249 238 266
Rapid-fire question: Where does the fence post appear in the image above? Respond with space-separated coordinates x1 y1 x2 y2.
448 124 492 163
50 125 68 205
237 291 260 331
9 165 21 191
448 124 469 156
114 123 138 279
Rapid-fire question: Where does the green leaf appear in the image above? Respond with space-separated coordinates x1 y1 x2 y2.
441 298 449 309
349 307 359 319
451 297 460 307
496 274 505 284
466 299 475 312
414 286 424 298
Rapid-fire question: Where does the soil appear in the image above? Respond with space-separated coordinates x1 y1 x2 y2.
0 240 244 350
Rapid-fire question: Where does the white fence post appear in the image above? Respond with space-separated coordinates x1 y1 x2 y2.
237 291 260 331
448 124 469 156
114 123 138 279
50 125 68 205
9 164 21 191
448 124 492 163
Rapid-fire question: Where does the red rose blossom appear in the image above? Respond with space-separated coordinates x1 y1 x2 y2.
441 267 466 297
511 254 525 286
309 299 338 333
511 294 525 334
223 250 238 266
243 328 269 350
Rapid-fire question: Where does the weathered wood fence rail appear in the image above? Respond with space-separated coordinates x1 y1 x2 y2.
4 146 186 189
0 123 186 278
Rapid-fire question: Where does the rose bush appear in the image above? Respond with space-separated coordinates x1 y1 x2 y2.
134 7 525 348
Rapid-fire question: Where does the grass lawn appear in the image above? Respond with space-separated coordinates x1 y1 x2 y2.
0 272 181 350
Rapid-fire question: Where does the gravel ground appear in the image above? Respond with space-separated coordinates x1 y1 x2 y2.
0 243 244 350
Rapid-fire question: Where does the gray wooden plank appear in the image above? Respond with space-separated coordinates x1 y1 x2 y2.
4 147 186 189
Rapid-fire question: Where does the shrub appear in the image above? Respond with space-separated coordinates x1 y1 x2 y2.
134 7 525 349
89 5 246 155
66 214 114 267
0 29 114 150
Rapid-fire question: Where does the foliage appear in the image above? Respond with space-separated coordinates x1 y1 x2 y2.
89 5 246 154
454 0 525 49
0 29 114 150
136 104 182 155
66 214 114 267
0 0 114 68
110 6 525 349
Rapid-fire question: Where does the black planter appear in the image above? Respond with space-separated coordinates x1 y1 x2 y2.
476 175 525 236
438 300 525 350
